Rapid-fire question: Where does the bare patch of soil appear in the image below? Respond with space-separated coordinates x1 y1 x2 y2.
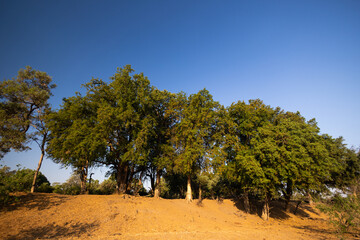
0 193 337 239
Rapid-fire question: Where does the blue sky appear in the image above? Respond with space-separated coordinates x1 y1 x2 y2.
1 0 359 184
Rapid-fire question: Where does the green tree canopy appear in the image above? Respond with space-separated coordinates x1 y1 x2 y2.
0 66 56 158
47 94 104 194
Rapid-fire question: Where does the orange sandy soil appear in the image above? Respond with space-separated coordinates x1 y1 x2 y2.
0 193 339 240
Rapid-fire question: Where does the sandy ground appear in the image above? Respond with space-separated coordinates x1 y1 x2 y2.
0 193 340 240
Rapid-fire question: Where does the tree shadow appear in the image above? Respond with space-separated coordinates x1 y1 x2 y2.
293 225 335 240
4 222 99 240
1 193 69 212
233 197 266 218
232 198 314 220
301 202 320 216
271 200 313 219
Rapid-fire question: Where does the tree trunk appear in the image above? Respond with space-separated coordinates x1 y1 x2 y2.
31 132 47 193
116 163 128 194
88 173 94 194
243 191 250 213
307 191 313 206
80 164 88 194
284 195 291 212
185 174 192 203
198 183 202 202
150 172 155 195
116 164 122 194
126 165 134 193
293 201 302 215
154 169 161 198
31 150 45 193
120 164 129 194
353 181 358 198
284 180 293 212
261 193 270 221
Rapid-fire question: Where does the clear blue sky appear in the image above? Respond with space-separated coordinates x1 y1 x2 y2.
1 0 359 184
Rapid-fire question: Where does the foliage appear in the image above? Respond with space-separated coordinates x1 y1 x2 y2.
196 172 221 199
0 166 14 206
161 172 187 199
97 177 117 195
47 94 104 194
223 100 279 197
0 66 56 158
82 65 155 193
4 167 51 192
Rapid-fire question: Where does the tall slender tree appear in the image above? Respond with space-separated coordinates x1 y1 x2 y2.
47 94 104 194
30 105 52 193
140 89 176 198
0 66 56 192
0 66 56 158
173 89 221 202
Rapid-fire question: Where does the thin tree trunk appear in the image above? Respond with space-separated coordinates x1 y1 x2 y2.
116 164 121 194
294 201 302 215
185 174 192 203
80 164 88 194
198 183 202 202
243 191 250 213
353 181 358 198
307 191 313 206
31 131 47 193
154 169 161 198
31 150 45 193
150 172 155 195
88 173 94 194
261 193 270 221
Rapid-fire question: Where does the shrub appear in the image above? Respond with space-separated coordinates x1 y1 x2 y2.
53 174 81 195
98 177 117 195
0 165 52 206
318 194 360 238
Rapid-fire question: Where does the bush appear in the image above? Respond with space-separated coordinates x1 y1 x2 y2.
52 174 81 195
10 168 51 192
318 194 360 238
37 182 53 193
0 165 51 192
0 166 13 206
0 165 52 206
98 177 117 195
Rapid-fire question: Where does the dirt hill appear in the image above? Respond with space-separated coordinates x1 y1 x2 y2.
0 193 337 240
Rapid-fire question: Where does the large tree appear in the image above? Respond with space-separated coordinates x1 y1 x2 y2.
223 99 279 213
84 65 154 194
